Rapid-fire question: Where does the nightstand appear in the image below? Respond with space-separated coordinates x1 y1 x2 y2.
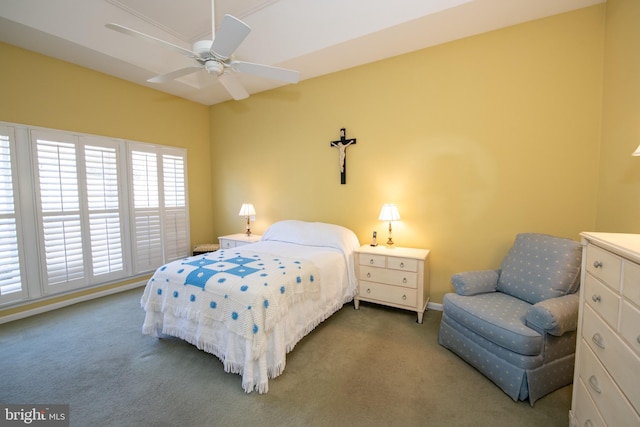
218 233 262 249
354 245 431 323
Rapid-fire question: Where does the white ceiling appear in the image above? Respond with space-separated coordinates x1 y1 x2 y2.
0 0 604 106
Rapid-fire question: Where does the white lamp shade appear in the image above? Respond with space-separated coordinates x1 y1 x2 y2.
633 144 640 156
378 204 400 221
238 203 256 217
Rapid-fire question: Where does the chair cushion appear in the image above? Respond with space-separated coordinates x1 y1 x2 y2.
497 233 582 305
443 292 543 356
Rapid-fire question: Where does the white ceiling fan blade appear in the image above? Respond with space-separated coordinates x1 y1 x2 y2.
106 23 196 58
218 72 249 100
147 66 204 83
210 15 251 59
231 61 300 84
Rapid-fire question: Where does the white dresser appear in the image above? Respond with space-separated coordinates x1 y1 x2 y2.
354 245 430 323
570 232 640 427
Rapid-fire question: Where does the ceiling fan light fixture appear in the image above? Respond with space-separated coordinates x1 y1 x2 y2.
204 60 224 76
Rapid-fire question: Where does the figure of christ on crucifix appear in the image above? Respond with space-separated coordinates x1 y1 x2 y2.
329 128 357 184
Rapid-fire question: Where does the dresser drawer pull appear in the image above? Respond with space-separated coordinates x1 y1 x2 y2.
588 375 601 394
366 288 371 294
593 260 603 269
591 294 601 303
402 294 407 300
403 277 408 284
367 272 371 278
400 262 405 268
591 333 605 349
369 258 374 265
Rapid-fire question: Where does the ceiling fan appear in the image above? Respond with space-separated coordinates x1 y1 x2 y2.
105 1 300 100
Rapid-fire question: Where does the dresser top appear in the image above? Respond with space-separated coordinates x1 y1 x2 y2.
356 244 430 260
581 232 640 263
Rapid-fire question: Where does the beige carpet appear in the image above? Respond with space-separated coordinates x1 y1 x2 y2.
0 288 572 426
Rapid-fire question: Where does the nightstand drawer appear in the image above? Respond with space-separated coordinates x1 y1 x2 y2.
359 281 417 308
387 256 418 272
358 253 386 268
359 265 417 288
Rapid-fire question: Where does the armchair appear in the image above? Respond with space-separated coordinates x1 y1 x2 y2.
438 233 582 405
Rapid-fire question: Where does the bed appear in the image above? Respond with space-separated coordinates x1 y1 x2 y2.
140 220 360 393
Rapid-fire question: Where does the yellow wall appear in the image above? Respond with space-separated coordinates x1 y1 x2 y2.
0 42 213 316
596 0 640 232
0 3 614 313
210 5 605 303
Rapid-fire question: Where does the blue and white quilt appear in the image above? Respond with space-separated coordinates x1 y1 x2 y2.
141 220 361 393
142 248 321 358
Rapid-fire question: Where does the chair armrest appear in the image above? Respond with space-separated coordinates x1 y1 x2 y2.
451 270 500 296
525 293 579 336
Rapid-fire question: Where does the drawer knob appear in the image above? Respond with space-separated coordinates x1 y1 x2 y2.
402 294 407 300
403 277 408 284
367 272 371 278
588 375 601 394
400 262 405 268
369 258 374 265
593 260 603 269
591 294 601 303
592 333 605 349
585 421 594 427
366 288 371 294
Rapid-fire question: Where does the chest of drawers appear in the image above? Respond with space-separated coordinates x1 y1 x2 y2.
354 245 430 323
570 232 640 427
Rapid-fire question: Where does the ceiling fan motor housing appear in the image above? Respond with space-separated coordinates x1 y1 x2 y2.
204 60 224 76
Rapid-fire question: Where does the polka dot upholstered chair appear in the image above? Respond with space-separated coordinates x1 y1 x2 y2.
438 233 582 405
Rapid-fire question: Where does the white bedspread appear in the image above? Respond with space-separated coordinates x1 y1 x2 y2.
141 240 357 393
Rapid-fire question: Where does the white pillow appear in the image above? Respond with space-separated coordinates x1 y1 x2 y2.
262 220 360 254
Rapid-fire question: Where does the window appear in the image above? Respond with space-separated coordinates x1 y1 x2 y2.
0 126 24 304
0 122 189 306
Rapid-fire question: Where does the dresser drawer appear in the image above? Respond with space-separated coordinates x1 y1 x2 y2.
358 253 386 268
582 305 640 414
387 256 418 272
359 281 417 308
579 342 640 427
572 378 606 427
623 260 640 307
359 265 417 288
584 273 620 328
586 244 621 290
620 300 640 357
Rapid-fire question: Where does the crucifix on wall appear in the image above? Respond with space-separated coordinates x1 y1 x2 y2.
329 128 357 184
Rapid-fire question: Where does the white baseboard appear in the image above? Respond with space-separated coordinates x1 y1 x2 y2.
0 281 147 325
427 301 443 311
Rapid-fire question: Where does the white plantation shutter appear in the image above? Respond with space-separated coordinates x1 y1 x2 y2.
131 150 162 272
162 154 188 261
130 147 189 273
35 135 85 288
0 127 24 303
84 143 124 277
